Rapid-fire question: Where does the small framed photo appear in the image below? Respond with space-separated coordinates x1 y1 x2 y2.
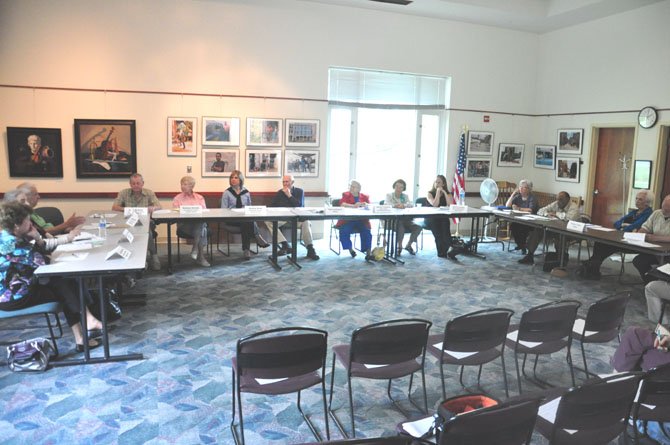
246 149 282 177
7 127 63 178
633 160 652 189
556 157 580 183
467 131 494 156
557 129 583 155
74 119 137 178
285 119 320 147
246 118 282 147
534 145 556 170
202 149 238 177
465 159 491 181
497 143 524 167
202 117 240 146
167 117 197 156
285 149 319 177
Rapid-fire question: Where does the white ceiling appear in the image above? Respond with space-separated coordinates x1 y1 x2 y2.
300 0 665 33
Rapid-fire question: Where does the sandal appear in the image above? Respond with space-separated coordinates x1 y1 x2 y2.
75 338 102 353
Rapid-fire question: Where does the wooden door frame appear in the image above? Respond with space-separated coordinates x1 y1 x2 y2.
655 125 670 206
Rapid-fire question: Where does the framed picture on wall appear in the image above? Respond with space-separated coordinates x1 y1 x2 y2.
167 117 197 156
467 131 494 156
202 117 240 146
7 127 63 178
534 144 556 169
246 149 282 177
202 149 238 177
557 128 583 155
74 119 137 178
556 157 580 183
285 149 318 177
633 160 652 189
465 159 491 180
497 143 524 167
285 119 320 147
246 118 282 147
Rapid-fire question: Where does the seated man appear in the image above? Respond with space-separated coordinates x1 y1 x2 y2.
577 189 653 279
262 175 319 260
18 182 85 235
628 194 670 283
112 173 162 271
645 280 670 324
518 191 580 265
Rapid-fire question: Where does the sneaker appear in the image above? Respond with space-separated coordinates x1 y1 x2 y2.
150 255 161 271
518 255 534 265
243 249 252 260
306 246 320 260
197 255 211 267
190 247 198 261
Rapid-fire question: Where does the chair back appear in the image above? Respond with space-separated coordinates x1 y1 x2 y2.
517 300 580 344
350 319 431 366
581 292 630 342
443 308 514 353
495 181 516 206
632 362 670 423
33 207 65 226
332 198 341 207
415 197 429 207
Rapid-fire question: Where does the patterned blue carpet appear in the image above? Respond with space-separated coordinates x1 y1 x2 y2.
0 237 657 444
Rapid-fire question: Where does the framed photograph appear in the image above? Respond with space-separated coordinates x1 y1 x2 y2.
246 118 282 147
467 131 494 156
285 119 320 147
202 149 239 178
74 119 137 178
246 149 282 177
534 144 556 170
465 159 491 181
285 149 319 177
202 117 240 146
7 127 63 177
167 117 197 156
557 128 583 155
497 143 524 167
556 157 580 183
633 160 652 189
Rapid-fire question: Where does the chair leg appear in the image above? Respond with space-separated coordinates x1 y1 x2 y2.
515 353 523 394
321 379 330 440
44 313 59 357
500 353 510 398
297 390 323 442
230 368 245 445
567 347 576 387
347 375 355 437
439 361 447 400
328 355 349 439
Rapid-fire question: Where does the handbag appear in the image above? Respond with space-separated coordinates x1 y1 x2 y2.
6 337 55 372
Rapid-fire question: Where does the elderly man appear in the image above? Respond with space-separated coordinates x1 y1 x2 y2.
645 280 670 324
631 194 670 283
518 191 580 265
263 175 319 260
17 182 85 235
112 173 162 270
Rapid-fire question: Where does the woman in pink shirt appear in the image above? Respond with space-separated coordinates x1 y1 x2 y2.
172 176 210 267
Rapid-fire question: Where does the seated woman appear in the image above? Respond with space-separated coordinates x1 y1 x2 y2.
0 201 103 352
386 179 421 256
220 170 269 260
335 180 373 260
173 175 210 267
504 179 539 253
426 175 458 260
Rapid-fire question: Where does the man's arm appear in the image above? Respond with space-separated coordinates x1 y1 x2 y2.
112 191 125 212
44 213 85 235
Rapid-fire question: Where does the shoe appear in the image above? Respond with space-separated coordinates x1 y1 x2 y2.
365 251 373 262
277 242 290 256
150 255 161 271
306 246 320 260
437 252 447 258
405 245 416 255
518 255 534 265
190 247 198 261
349 248 357 258
243 249 252 260
512 245 523 251
197 255 211 267
447 249 458 260
75 338 102 353
255 234 270 248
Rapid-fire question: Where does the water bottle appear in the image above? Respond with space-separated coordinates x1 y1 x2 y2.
98 215 107 239
459 189 466 206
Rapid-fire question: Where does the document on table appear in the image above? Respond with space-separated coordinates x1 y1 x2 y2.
54 252 89 262
624 239 660 248
588 226 616 232
55 243 93 252
152 209 174 215
517 215 550 221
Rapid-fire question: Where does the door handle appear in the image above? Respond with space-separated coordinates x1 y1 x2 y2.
593 189 599 195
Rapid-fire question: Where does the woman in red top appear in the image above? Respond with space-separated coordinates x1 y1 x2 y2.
335 180 373 260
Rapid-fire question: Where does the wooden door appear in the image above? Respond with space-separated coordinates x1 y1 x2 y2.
591 127 635 226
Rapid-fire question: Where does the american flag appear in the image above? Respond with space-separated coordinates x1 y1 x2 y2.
452 131 467 223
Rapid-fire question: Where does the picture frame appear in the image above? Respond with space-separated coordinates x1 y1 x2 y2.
555 157 580 183
534 144 556 170
246 118 282 147
167 117 197 156
465 159 491 181
7 127 63 178
202 117 240 146
497 143 524 167
467 131 494 156
246 149 282 177
633 160 652 189
557 128 583 155
285 119 320 147
285 149 319 177
202 149 239 177
74 119 137 178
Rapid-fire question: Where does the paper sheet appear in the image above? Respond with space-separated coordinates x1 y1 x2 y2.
152 209 173 215
506 330 542 349
400 415 435 438
538 397 577 435
54 252 89 262
588 226 616 232
656 263 670 275
623 240 661 248
55 243 93 252
255 377 288 385
572 319 597 337
432 342 478 359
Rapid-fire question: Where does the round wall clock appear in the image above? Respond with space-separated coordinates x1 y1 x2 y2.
638 106 658 129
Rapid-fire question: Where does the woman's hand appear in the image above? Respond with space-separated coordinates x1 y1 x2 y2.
654 335 669 350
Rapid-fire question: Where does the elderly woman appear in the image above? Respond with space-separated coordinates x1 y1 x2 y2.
173 176 210 267
221 170 269 260
336 180 373 260
426 175 458 260
0 201 102 352
505 179 539 253
386 179 421 256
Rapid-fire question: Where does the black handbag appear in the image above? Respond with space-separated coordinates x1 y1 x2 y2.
7 337 55 372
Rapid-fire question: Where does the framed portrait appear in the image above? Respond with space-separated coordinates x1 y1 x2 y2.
74 119 137 178
202 149 238 178
534 144 556 170
556 157 580 183
465 159 491 181
497 143 524 167
633 160 652 189
467 131 494 156
167 117 197 156
557 128 583 155
202 117 240 146
285 149 318 177
246 149 282 177
285 119 320 147
7 127 63 178
246 118 282 147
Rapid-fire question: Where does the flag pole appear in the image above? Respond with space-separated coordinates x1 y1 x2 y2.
452 125 468 238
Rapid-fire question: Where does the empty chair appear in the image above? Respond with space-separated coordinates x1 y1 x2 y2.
427 308 514 398
328 318 432 438
216 223 257 257
0 301 64 357
630 363 670 444
230 327 329 445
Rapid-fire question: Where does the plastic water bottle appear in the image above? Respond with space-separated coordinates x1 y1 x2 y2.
459 189 466 206
98 215 107 239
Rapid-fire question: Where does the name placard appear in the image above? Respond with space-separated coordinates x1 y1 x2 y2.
118 228 135 244
373 204 393 213
126 214 142 227
245 205 267 215
449 204 468 213
105 246 132 261
623 232 646 242
566 220 586 232
124 207 148 217
180 205 203 215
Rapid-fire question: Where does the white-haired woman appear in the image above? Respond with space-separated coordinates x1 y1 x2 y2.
173 176 210 267
505 179 539 253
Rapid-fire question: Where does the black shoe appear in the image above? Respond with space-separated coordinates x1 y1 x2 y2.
306 246 320 260
276 245 290 256
349 248 357 258
437 252 447 258
447 249 458 260
405 245 416 255
365 252 373 262
75 338 102 353
518 255 534 265
512 245 523 251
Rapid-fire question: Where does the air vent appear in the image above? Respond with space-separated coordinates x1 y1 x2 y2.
369 0 413 5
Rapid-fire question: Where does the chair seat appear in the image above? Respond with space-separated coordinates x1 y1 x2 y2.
0 302 62 318
426 333 501 366
238 371 323 395
572 322 618 344
506 325 569 355
333 344 421 380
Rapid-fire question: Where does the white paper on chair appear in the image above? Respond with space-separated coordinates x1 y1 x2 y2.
506 330 542 349
363 363 389 369
400 415 436 438
538 397 578 435
572 319 597 337
432 342 478 359
255 377 288 385
656 263 670 275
